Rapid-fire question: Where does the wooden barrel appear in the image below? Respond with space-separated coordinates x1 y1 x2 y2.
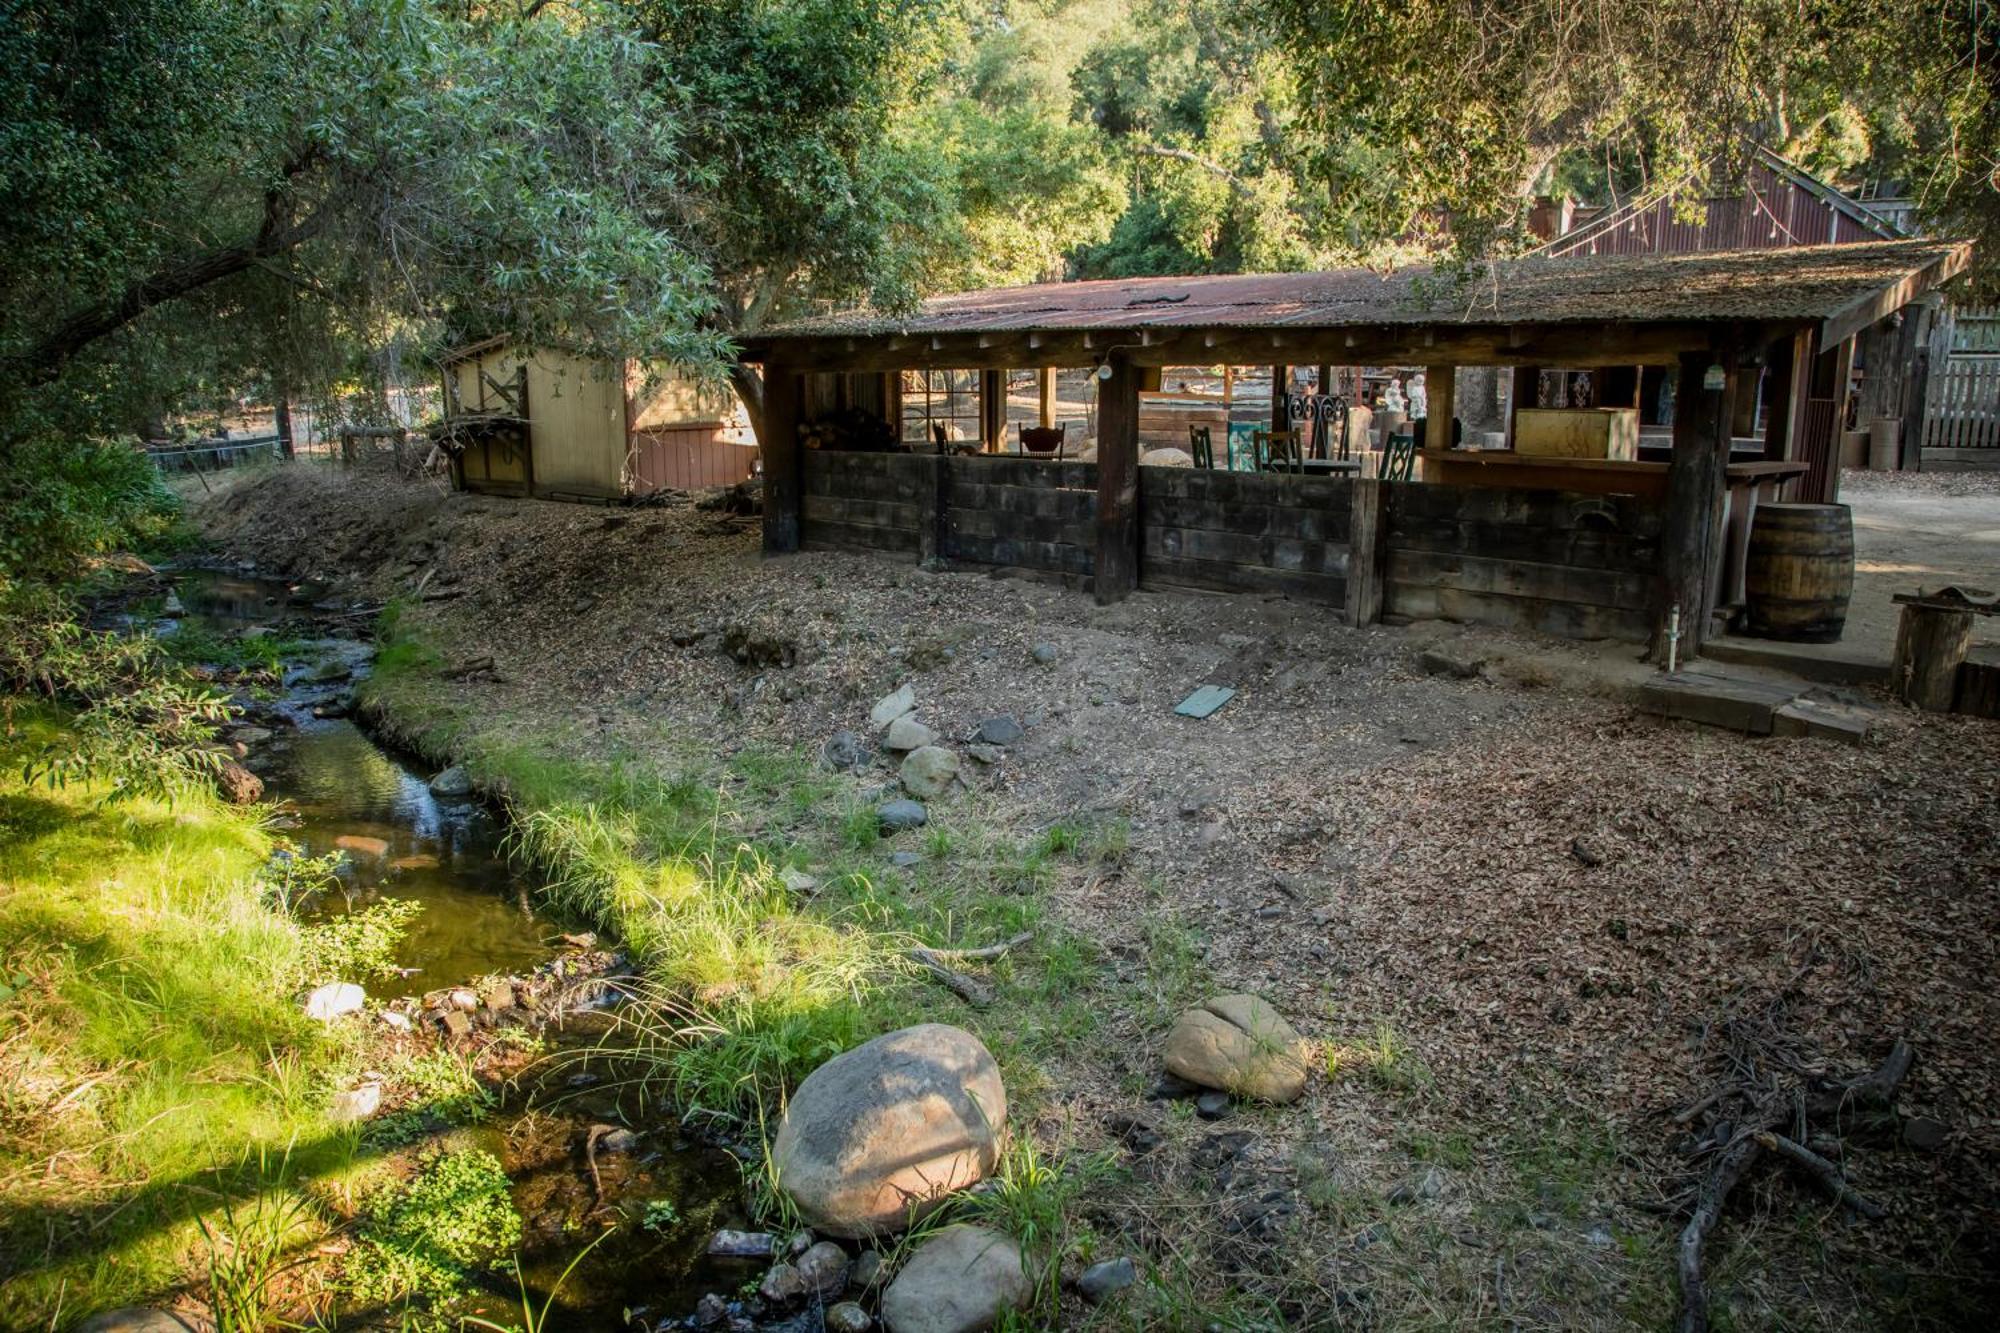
1744 503 1853 642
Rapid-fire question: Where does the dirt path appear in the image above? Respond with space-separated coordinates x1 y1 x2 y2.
191 464 2000 1329
1843 470 2000 660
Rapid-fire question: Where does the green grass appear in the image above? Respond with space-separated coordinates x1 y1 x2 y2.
0 702 361 1326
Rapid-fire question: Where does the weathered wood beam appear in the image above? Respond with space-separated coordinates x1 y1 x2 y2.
1095 351 1141 604
1657 346 1737 659
737 320 1801 375
1425 365 1456 449
1819 239 1972 348
1345 477 1388 627
761 361 803 555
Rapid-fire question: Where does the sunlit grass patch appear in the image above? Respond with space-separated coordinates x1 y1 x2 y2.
0 701 358 1322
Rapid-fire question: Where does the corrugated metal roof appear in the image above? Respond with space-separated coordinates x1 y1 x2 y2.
750 239 1969 343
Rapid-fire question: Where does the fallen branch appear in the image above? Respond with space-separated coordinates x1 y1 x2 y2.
1751 1131 1885 1219
1677 1136 1763 1333
919 931 1032 962
906 932 1032 1008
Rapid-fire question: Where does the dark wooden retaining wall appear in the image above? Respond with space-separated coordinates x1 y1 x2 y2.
1382 482 1662 639
801 451 924 553
1139 468 1351 604
944 456 1096 577
798 450 1661 641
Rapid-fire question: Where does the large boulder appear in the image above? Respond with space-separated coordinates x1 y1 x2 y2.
879 1224 1031 1333
75 1312 198 1333
772 1024 1005 1238
1162 994 1309 1103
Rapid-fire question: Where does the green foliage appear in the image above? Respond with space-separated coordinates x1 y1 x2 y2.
0 703 353 1323
196 1180 327 1333
297 897 424 986
0 438 180 581
1 580 233 800
345 1149 521 1317
1265 0 2000 282
640 1198 681 1232
971 1136 1122 1309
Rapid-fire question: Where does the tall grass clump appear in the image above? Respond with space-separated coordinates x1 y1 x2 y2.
0 704 356 1323
508 795 897 1115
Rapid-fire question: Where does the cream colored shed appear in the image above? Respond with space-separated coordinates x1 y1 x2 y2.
442 339 754 500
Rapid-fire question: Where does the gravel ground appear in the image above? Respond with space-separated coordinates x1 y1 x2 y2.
192 463 2000 1328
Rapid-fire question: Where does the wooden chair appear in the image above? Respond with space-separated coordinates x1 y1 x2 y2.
1382 430 1417 482
1253 429 1303 473
1188 424 1215 469
1018 423 1066 459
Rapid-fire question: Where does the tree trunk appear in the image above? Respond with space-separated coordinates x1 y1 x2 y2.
727 362 767 446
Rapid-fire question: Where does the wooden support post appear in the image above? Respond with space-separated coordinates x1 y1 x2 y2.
1761 335 1798 461
1658 347 1736 660
918 453 950 566
1892 603 1973 711
981 368 1006 452
1424 365 1456 449
1095 351 1141 604
1507 366 1538 447
760 361 803 555
1270 364 1290 432
1898 302 1934 471
1345 477 1388 627
1038 367 1056 430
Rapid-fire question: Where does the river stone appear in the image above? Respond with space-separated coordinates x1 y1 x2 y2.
75 1312 198 1333
332 1082 382 1122
1078 1255 1137 1303
218 760 263 805
825 1303 873 1333
877 799 928 834
884 716 935 752
871 684 916 729
229 725 274 745
850 1248 886 1290
822 730 868 771
708 1229 776 1258
772 1024 1005 1239
899 746 960 799
878 1224 1030 1333
973 716 1024 746
1162 994 1309 1103
428 765 473 797
303 982 365 1022
759 1261 806 1304
796 1239 851 1297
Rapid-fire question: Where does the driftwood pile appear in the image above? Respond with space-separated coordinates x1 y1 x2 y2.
1668 969 1923 1333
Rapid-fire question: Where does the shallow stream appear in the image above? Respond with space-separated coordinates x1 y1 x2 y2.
171 570 760 1329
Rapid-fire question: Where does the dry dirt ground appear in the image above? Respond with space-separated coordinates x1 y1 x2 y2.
1842 470 2000 661
192 462 2000 1330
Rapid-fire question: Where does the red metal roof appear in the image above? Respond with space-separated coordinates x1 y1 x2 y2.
748 239 1969 346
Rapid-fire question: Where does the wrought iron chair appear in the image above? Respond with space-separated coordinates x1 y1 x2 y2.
1253 429 1303 473
1382 430 1417 482
1019 423 1066 460
1188 424 1215 469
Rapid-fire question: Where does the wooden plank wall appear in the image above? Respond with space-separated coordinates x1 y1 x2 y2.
1383 483 1663 640
1139 468 1351 604
801 451 924 553
943 455 1097 577
628 428 757 493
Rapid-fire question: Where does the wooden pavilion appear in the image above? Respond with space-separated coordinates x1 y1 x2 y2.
737 238 1971 656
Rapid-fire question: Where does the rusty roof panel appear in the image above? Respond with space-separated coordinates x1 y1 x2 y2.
750 239 1970 343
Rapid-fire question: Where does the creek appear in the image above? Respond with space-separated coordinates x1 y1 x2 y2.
169 569 760 1329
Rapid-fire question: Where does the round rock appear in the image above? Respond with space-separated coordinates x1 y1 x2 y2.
1162 993 1309 1102
796 1239 851 1297
772 1024 1006 1239
826 1302 873 1333
884 716 936 752
899 746 960 799
75 1314 198 1333
428 765 473 797
302 982 366 1022
879 1224 1031 1333
877 799 928 834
